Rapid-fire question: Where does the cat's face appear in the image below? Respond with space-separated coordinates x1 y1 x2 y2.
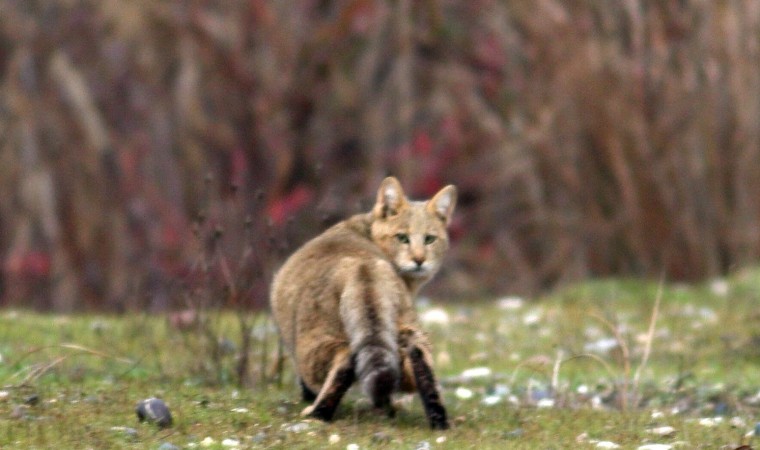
370 178 456 284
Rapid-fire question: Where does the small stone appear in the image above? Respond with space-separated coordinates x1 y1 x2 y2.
346 444 360 450
328 434 340 444
0 390 9 401
648 426 676 436
230 407 248 413
24 394 40 406
637 445 673 450
536 398 555 409
10 405 27 419
596 442 621 449
221 438 240 447
497 296 524 310
371 432 391 443
435 436 447 444
136 398 173 428
420 308 450 326
414 441 431 450
455 387 474 399
158 443 180 450
729 416 746 428
282 422 310 433
697 417 722 427
110 426 138 440
482 395 501 406
200 436 215 447
461 367 492 380
503 428 524 439
251 432 267 443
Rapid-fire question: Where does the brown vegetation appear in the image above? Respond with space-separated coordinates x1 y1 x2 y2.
1 0 760 310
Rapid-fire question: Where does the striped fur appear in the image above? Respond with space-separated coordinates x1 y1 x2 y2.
270 177 456 428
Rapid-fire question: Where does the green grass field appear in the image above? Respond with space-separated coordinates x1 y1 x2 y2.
2 270 760 449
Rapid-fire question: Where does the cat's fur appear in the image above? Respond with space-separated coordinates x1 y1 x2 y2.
270 177 456 429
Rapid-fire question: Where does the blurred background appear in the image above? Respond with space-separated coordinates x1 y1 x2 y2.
2 0 760 312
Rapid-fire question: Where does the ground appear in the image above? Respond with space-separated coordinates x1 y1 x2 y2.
1 270 760 449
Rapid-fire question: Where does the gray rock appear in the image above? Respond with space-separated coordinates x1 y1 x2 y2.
136 397 173 428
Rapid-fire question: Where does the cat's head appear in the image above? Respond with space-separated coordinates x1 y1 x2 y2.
370 177 457 286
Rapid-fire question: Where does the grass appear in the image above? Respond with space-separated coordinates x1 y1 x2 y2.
2 270 760 449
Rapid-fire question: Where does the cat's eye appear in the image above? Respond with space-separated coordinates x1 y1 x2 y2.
396 233 410 244
424 235 437 245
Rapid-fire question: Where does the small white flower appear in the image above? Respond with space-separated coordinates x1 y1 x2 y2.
328 434 340 444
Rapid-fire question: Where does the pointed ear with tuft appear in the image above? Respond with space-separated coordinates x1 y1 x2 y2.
427 185 457 225
373 177 408 219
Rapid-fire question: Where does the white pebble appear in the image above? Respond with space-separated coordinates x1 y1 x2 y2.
455 387 474 399
651 410 665 419
482 395 501 406
435 436 447 444
200 437 216 447
637 445 673 450
328 434 340 444
221 438 240 448
729 416 746 428
0 390 9 401
230 407 248 413
596 441 621 449
497 296 525 310
346 444 360 450
648 426 676 436
584 337 619 354
536 398 555 409
461 366 492 380
420 308 450 326
710 279 729 296
698 417 722 427
522 311 542 326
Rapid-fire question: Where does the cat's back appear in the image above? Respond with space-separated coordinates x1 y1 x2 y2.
270 215 392 334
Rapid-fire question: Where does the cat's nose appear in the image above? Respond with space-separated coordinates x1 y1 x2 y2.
412 256 425 267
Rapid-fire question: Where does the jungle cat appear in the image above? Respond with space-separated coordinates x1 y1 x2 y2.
270 176 456 429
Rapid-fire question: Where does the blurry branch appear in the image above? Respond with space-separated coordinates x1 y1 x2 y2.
49 51 111 157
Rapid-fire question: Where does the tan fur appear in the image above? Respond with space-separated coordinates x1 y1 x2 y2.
270 177 455 427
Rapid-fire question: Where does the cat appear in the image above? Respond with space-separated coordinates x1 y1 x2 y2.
270 176 456 429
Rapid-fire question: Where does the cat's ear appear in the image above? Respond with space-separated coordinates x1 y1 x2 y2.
427 185 457 225
373 177 408 219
